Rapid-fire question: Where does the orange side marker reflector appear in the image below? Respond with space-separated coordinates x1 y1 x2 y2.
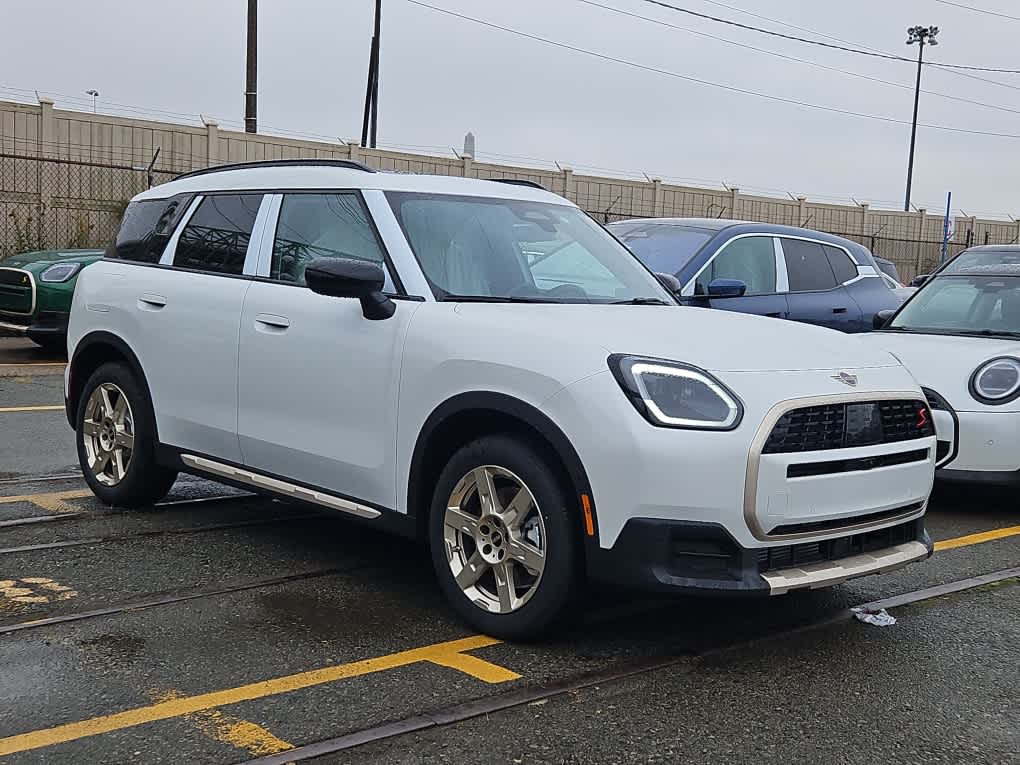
580 494 595 536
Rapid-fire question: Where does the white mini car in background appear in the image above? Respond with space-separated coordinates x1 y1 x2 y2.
865 245 1020 484
66 160 936 638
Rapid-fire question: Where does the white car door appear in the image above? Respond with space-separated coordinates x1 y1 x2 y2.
138 192 268 462
236 190 419 510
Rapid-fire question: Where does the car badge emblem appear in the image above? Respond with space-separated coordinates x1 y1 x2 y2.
832 371 858 387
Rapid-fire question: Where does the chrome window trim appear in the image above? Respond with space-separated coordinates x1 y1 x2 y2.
681 232 784 297
253 194 283 277
0 268 37 316
743 390 933 542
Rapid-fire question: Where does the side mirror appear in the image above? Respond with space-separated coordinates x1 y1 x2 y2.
655 272 681 293
707 278 747 298
305 257 395 320
873 309 896 330
910 274 929 288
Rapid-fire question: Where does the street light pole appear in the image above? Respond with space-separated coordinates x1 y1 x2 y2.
85 89 99 113
245 0 258 133
904 24 938 212
361 0 382 148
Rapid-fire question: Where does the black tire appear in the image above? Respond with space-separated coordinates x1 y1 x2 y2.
76 361 177 506
428 434 580 641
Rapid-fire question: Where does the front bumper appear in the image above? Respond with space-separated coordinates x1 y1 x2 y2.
0 311 69 342
588 517 933 595
932 406 1020 483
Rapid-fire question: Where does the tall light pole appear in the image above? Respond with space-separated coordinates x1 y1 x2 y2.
85 89 99 113
904 25 938 212
361 0 382 148
244 0 258 133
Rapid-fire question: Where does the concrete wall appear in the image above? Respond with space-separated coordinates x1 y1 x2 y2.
3 98 1018 277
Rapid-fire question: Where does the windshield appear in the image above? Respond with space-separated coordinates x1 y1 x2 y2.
610 223 715 275
944 249 1020 274
387 193 672 303
888 275 1020 336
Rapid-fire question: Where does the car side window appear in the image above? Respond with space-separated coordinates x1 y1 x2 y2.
695 236 776 295
271 193 387 286
173 194 263 275
107 193 194 263
783 239 838 292
823 245 857 284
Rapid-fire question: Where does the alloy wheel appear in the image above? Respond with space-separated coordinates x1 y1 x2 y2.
443 465 547 614
81 382 135 487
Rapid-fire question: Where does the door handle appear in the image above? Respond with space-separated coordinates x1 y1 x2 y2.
255 313 290 331
832 307 848 314
138 293 167 310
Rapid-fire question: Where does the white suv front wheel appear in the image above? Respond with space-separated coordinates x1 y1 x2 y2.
429 435 580 640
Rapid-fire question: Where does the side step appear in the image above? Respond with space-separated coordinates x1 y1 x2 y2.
180 454 381 519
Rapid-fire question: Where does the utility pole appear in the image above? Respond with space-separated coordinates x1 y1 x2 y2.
361 0 382 148
904 24 938 212
245 0 258 133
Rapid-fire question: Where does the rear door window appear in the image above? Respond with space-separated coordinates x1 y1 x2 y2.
173 194 264 275
823 245 858 284
782 239 838 292
107 194 193 263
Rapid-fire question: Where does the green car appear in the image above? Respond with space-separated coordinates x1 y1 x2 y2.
0 249 105 350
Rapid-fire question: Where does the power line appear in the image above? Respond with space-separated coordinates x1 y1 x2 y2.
575 0 1020 117
932 0 1020 22
405 0 1020 140
636 0 1020 73
690 0 1020 92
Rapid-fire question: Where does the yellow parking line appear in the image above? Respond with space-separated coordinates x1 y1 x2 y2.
154 690 294 757
0 489 91 514
936 524 1020 551
0 635 519 756
0 405 64 413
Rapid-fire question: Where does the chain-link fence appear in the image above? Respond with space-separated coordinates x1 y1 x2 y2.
0 152 174 258
2 149 1018 283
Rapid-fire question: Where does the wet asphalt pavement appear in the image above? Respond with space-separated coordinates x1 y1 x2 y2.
0 337 1017 764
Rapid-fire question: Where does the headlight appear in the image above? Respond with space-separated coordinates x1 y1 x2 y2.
969 357 1020 404
609 354 742 430
39 263 82 283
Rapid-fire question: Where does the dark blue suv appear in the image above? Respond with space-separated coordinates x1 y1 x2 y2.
610 218 900 332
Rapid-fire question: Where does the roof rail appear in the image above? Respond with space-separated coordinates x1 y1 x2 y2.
489 178 547 191
174 158 377 181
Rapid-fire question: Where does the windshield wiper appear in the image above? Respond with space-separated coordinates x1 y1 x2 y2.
439 294 559 303
610 297 671 305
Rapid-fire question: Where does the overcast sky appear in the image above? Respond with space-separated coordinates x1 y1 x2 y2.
3 0 1018 217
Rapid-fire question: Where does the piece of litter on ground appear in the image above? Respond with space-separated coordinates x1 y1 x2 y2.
851 606 897 626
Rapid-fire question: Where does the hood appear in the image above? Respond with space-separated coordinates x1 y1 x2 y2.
453 303 900 373
0 249 104 271
859 330 1020 409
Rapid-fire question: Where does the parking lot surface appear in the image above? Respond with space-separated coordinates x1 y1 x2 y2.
1 337 1018 764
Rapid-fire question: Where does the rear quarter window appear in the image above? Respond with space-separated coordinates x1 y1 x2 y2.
107 194 194 263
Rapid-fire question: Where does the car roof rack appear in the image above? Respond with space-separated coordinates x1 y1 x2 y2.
174 158 377 181
489 178 547 191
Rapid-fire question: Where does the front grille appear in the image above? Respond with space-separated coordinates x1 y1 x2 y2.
756 519 923 573
763 399 933 454
769 501 925 536
787 448 930 478
0 268 34 315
